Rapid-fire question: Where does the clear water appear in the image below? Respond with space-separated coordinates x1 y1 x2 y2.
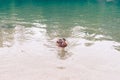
0 0 120 80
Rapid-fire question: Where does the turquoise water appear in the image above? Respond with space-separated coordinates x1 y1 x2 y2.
0 0 120 50
0 0 120 40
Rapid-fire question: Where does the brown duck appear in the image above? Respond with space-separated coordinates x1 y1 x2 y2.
56 38 67 48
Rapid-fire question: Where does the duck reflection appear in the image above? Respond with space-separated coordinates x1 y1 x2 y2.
57 48 71 60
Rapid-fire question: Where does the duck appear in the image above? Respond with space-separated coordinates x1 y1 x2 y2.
56 38 67 48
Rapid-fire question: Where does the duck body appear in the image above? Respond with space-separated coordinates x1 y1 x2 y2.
56 38 67 48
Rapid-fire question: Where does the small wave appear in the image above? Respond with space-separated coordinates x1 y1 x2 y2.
33 23 46 28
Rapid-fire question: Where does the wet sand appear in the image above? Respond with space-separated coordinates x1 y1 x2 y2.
0 37 120 80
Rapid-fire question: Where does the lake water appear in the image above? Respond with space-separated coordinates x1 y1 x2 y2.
0 0 120 80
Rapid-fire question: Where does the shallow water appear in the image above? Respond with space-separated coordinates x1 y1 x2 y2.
0 0 120 80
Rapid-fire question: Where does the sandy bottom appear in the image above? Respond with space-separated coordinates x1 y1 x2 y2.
0 38 120 80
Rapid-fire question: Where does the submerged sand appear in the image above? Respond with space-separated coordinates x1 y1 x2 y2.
0 37 120 80
0 26 120 80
